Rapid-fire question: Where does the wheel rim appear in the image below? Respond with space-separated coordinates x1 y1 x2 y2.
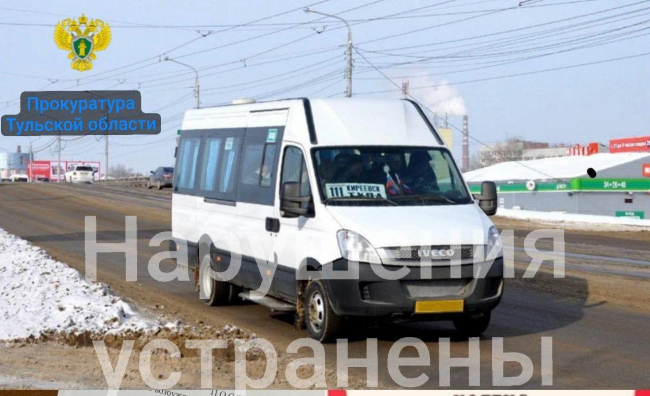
200 259 213 298
308 290 325 331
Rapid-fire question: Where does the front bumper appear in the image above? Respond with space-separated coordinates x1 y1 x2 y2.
322 257 503 319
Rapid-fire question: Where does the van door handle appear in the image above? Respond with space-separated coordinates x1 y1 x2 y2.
265 217 280 233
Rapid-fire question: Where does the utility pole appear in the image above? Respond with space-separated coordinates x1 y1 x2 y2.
28 138 33 182
462 115 469 173
105 135 109 181
165 57 200 108
401 79 409 99
57 135 62 182
304 8 353 97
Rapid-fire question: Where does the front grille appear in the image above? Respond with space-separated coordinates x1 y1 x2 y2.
404 279 470 298
385 245 481 261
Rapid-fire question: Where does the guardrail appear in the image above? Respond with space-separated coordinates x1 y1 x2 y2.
97 176 148 183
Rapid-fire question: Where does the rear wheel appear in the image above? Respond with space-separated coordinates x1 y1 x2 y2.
453 311 491 337
157 180 163 190
305 280 342 342
199 254 234 306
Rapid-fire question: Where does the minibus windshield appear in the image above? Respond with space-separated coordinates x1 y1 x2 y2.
314 147 472 206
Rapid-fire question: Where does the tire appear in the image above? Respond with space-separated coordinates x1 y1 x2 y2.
147 180 152 189
157 180 163 190
305 280 342 342
198 253 234 306
453 311 491 337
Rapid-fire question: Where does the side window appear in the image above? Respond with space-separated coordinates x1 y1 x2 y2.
199 137 222 192
218 137 241 194
240 142 277 188
280 146 312 209
175 137 201 190
237 140 279 205
240 142 265 186
260 144 277 188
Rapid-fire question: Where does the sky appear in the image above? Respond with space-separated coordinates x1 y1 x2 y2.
0 0 649 173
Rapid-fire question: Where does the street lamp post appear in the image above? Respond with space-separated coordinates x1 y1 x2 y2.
165 57 200 108
27 137 34 182
304 8 353 98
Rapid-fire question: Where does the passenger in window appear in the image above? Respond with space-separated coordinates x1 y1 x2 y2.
245 164 271 186
384 154 412 196
406 150 439 193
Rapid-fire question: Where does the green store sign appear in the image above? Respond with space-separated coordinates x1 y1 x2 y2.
615 211 644 219
469 178 650 194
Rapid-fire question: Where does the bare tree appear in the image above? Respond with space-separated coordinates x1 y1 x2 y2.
468 153 482 171
109 164 137 178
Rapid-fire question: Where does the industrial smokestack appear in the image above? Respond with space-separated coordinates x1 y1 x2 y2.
462 115 469 172
16 145 21 153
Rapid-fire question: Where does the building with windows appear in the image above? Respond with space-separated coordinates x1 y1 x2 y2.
0 146 31 180
465 151 650 218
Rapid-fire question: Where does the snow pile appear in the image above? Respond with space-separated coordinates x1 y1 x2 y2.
497 208 650 231
0 227 160 341
465 152 650 182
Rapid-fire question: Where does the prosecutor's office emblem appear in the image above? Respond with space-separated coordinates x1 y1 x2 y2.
54 13 111 72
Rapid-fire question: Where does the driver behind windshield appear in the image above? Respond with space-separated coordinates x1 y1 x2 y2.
405 150 439 193
332 155 365 183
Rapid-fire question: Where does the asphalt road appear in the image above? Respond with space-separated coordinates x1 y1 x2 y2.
0 182 648 389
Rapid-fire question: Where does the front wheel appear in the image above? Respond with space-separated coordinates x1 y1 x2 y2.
147 180 152 189
453 311 491 337
305 280 342 343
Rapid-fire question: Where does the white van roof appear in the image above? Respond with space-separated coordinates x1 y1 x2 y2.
180 98 444 148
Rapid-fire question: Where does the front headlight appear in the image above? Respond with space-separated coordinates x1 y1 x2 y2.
336 230 382 264
486 226 503 259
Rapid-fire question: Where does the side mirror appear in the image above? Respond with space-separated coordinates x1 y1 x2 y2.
476 181 497 216
280 182 312 218
150 170 154 174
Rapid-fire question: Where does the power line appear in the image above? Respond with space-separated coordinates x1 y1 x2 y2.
132 0 463 89
360 0 650 54
354 50 650 96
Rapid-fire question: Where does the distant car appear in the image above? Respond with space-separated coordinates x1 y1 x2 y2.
64 165 94 184
148 167 174 190
35 176 50 182
9 174 28 182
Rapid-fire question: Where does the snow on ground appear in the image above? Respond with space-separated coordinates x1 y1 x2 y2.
497 208 650 231
465 152 650 182
0 227 162 341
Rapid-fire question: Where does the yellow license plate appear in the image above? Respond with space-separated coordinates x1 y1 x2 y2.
415 300 464 314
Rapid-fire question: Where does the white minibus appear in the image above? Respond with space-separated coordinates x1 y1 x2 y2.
172 98 502 342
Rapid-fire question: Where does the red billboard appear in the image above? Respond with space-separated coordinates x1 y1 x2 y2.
610 136 650 153
27 160 52 181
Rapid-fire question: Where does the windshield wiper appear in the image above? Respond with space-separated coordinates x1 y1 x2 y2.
391 194 457 204
323 196 398 206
